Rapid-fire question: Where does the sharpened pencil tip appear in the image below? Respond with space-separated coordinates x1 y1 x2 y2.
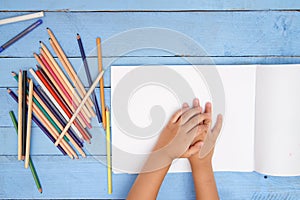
39 188 42 193
39 41 42 43
46 27 49 30
7 88 11 92
76 34 80 39
11 71 16 76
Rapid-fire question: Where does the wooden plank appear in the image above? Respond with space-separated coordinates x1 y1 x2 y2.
3 57 300 88
0 156 299 199
0 88 110 127
1 0 300 11
1 12 300 57
0 127 106 156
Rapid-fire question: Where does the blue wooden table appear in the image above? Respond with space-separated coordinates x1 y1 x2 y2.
1 1 300 199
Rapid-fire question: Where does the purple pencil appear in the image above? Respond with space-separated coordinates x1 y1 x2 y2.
7 88 66 155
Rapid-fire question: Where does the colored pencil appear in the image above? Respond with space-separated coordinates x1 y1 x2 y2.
77 34 102 123
0 19 42 53
55 70 105 146
39 42 95 118
7 88 66 155
28 95 76 159
0 12 44 26
17 70 23 160
11 71 69 141
32 89 86 157
30 69 86 157
48 38 95 116
39 50 92 128
33 85 83 147
97 37 106 130
22 70 27 160
106 107 112 194
29 68 93 145
36 66 91 141
25 79 34 168
38 53 90 129
36 85 84 144
9 111 43 193
35 68 91 142
47 29 95 109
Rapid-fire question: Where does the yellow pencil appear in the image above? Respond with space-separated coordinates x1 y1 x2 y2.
106 107 112 194
25 80 33 168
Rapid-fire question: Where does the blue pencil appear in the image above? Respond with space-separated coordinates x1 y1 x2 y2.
0 19 42 53
76 33 102 123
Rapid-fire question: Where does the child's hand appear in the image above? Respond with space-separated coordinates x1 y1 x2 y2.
143 105 211 172
188 99 223 166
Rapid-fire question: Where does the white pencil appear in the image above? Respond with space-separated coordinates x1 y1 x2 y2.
24 79 34 168
55 70 105 146
17 71 23 160
0 12 44 26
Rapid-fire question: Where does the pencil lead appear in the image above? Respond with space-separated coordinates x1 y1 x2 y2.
76 34 80 40
39 41 42 43
11 71 16 76
7 88 11 92
39 188 42 193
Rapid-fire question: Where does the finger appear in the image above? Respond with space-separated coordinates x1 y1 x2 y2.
193 98 199 107
170 107 189 123
182 113 211 132
179 107 202 125
199 114 223 159
181 141 203 158
204 102 212 126
204 102 212 114
182 102 189 108
193 98 203 113
212 114 223 136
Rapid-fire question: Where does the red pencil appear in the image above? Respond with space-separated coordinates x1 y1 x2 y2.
35 69 91 143
39 54 92 129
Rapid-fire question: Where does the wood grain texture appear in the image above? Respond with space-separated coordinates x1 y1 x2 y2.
1 0 300 11
0 156 299 199
1 3 300 199
1 12 300 57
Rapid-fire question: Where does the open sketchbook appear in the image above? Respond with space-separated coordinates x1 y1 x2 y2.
111 65 300 176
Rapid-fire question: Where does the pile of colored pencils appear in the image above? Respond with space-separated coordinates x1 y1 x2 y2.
7 28 110 193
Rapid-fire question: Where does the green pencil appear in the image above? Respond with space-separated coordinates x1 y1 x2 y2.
9 111 43 193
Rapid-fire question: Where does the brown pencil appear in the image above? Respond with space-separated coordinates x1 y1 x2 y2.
47 29 95 109
25 79 33 168
17 70 23 160
97 38 106 130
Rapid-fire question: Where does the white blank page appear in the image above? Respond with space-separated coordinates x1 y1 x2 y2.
255 65 300 176
111 65 256 174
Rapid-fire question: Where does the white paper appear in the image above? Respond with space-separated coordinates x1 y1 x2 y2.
255 65 300 176
111 65 256 174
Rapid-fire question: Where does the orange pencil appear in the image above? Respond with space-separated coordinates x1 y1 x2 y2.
97 38 106 130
